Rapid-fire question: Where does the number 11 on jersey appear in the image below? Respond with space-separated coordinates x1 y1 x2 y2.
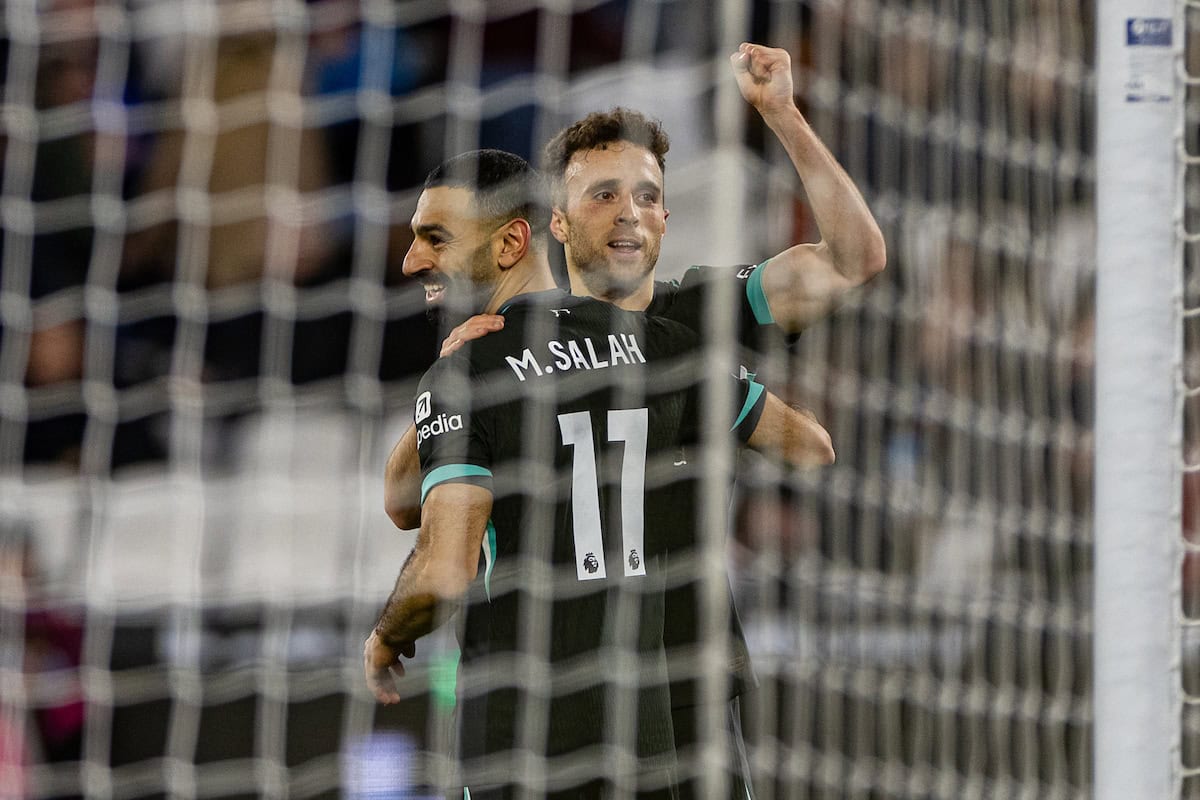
557 408 649 581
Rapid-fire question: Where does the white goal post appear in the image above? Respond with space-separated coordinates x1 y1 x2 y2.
1094 1 1185 798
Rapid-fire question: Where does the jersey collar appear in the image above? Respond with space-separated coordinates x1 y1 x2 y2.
496 288 575 316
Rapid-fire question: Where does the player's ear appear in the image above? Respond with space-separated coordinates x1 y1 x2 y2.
496 218 531 270
549 207 569 245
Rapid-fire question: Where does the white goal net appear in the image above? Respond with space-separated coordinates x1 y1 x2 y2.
0 0 1182 798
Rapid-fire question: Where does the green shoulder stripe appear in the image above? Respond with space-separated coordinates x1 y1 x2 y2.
421 464 493 503
746 260 775 325
731 380 765 432
482 520 497 600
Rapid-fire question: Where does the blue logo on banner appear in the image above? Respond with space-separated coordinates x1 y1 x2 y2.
1127 18 1172 46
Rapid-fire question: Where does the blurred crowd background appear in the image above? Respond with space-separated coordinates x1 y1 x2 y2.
3 0 1196 798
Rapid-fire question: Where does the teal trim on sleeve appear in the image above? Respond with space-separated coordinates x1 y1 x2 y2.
483 521 498 600
421 464 493 503
464 789 471 800
731 380 765 432
745 260 775 325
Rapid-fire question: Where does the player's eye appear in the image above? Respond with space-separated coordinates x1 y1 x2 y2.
594 191 615 201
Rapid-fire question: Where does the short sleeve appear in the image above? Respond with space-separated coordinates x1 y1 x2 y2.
414 357 494 503
654 264 779 357
678 374 768 446
730 377 766 442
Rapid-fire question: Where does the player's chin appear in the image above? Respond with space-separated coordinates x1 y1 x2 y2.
605 255 655 285
425 287 468 320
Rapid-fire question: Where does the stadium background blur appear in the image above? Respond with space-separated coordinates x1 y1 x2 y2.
1 0 1193 798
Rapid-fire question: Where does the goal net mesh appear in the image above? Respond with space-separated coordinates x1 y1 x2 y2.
0 0 1152 797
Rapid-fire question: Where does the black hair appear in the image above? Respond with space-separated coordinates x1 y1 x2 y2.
424 149 551 233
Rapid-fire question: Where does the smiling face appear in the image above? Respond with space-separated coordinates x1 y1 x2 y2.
402 186 502 319
550 142 668 310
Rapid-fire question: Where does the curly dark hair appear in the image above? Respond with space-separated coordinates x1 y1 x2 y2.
541 108 670 201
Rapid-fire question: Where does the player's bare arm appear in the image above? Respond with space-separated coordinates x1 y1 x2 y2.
384 424 422 530
366 483 491 703
731 42 887 332
747 390 835 467
384 317 505 531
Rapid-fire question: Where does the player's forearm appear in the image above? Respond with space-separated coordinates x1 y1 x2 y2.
376 486 490 647
374 549 456 649
764 104 886 284
374 587 442 649
747 391 835 467
384 425 421 530
778 407 835 467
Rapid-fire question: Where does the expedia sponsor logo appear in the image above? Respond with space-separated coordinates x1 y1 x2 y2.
416 412 463 446
415 391 432 423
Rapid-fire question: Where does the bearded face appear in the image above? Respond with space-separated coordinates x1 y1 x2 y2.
563 207 662 302
403 186 503 330
422 238 500 331
552 143 668 308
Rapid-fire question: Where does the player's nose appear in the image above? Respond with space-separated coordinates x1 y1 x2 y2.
615 193 639 225
402 242 432 277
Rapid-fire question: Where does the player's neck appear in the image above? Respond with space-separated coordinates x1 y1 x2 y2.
567 271 653 312
482 257 559 314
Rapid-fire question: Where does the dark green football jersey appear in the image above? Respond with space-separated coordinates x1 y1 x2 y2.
646 263 790 708
646 263 780 366
414 289 766 796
